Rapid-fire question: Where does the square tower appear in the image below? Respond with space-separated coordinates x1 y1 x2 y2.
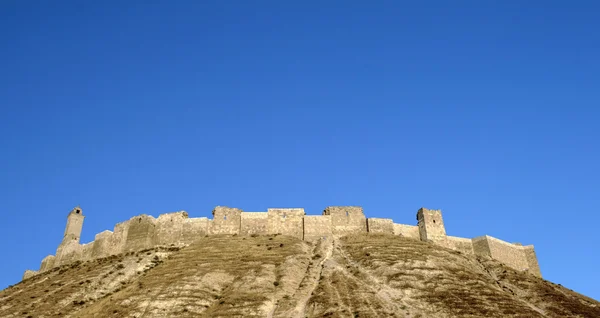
323 206 367 236
416 207 446 242
211 206 242 235
63 206 84 244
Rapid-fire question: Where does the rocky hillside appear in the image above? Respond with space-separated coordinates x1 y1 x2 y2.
1 234 598 317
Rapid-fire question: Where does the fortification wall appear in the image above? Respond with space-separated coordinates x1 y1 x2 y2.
303 215 332 241
26 205 543 280
367 218 394 234
240 212 269 235
155 211 188 246
91 230 114 259
124 215 157 252
181 217 209 242
211 206 242 235
40 255 55 272
472 235 538 274
324 206 367 236
445 236 474 255
55 240 83 267
393 224 420 239
268 208 304 239
523 246 542 277
22 270 38 280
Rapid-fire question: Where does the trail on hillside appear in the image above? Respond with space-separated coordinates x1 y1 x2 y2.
270 237 334 318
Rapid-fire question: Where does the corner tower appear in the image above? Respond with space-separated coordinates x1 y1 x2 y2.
416 207 446 242
63 206 84 244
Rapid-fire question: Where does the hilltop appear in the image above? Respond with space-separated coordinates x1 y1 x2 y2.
2 234 598 317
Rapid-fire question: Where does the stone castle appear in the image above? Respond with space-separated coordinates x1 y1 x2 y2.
22 206 541 280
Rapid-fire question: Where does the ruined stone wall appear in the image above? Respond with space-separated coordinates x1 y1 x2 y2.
393 224 420 239
211 206 242 235
155 211 188 246
26 205 543 280
22 270 38 280
124 215 157 252
40 255 56 272
240 212 269 235
324 206 367 236
91 230 116 259
303 215 332 241
181 217 209 242
55 240 82 267
523 246 542 277
445 236 474 255
267 208 304 239
472 235 534 274
367 218 394 234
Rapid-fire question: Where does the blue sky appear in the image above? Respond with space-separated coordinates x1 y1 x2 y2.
1 1 598 299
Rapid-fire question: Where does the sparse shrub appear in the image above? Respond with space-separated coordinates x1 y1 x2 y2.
267 247 272 250
269 237 273 240
250 234 259 238
280 243 284 247
313 254 322 260
273 281 280 286
115 263 125 270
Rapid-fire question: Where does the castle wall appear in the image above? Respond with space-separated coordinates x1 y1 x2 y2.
367 218 394 234
23 270 38 280
240 212 269 235
472 236 491 257
40 255 56 272
303 215 332 241
181 217 209 242
445 236 474 255
523 245 542 277
267 208 304 239
472 235 534 273
124 215 157 252
211 206 242 235
324 206 367 236
155 211 189 246
393 224 420 239
55 240 83 266
91 230 115 259
81 242 93 261
30 205 544 280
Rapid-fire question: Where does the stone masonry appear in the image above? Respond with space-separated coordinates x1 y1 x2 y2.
22 205 543 281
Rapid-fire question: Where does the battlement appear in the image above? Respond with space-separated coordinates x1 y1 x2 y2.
22 205 542 281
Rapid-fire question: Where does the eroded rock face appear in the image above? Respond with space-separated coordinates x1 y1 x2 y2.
3 234 598 318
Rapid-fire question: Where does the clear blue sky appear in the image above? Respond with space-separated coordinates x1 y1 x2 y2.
1 1 598 299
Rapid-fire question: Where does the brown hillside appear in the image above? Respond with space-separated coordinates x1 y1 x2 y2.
1 234 598 318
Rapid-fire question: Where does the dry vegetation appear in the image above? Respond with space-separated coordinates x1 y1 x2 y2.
1 234 598 317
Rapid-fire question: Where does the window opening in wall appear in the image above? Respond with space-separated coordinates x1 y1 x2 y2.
433 220 436 223
346 211 349 217
224 215 227 220
282 213 286 219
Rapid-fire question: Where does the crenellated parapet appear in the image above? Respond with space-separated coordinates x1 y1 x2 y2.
23 205 542 281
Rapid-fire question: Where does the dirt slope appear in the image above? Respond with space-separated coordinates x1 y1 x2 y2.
1 234 598 317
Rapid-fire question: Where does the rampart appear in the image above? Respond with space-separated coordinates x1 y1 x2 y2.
22 205 542 280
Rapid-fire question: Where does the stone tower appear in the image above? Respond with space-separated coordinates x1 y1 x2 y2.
63 206 84 244
417 207 446 242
